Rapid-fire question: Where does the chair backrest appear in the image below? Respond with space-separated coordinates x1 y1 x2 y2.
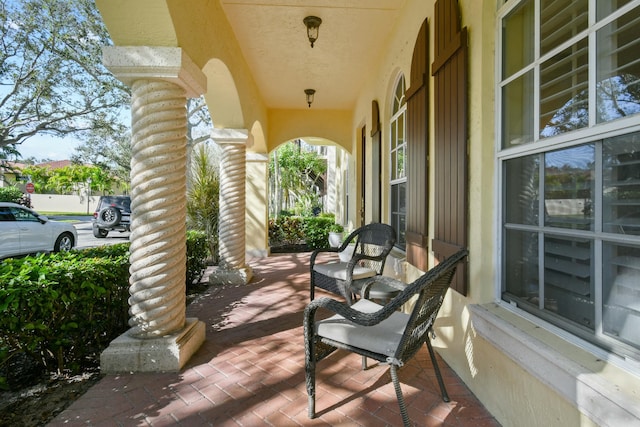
393 249 468 363
343 223 396 274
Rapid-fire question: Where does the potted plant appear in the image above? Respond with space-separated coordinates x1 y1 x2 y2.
328 223 344 248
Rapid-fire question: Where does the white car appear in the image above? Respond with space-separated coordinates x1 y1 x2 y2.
0 202 78 259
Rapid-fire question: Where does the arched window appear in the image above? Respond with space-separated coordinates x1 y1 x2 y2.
390 74 406 249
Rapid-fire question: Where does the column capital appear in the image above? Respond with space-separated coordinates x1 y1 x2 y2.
211 128 254 149
103 46 206 97
247 153 268 162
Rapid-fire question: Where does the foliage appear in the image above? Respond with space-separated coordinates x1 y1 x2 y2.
186 143 219 263
0 245 130 390
71 97 213 192
268 216 305 247
19 163 116 194
268 215 339 250
303 216 338 249
295 192 322 217
16 164 51 194
186 230 209 287
329 223 344 233
71 127 132 191
0 231 211 391
269 140 326 216
0 186 23 203
0 0 130 151
0 144 20 169
186 97 214 150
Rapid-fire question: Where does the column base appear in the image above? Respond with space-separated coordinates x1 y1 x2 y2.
209 266 253 285
100 318 205 373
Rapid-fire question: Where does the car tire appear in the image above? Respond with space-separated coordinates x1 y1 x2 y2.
93 224 109 238
54 232 74 252
97 207 121 227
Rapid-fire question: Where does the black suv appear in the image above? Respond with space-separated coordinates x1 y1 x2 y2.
93 195 132 238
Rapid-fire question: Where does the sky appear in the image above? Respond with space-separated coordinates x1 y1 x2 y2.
16 134 82 162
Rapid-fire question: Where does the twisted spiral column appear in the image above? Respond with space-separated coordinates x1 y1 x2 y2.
128 79 187 338
218 141 247 270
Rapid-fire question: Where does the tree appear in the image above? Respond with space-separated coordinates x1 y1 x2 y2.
71 127 131 189
19 163 115 194
186 97 213 150
0 0 130 152
269 140 326 216
72 96 212 189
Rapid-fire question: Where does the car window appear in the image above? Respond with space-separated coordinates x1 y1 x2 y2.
98 197 131 212
10 207 39 222
0 207 15 221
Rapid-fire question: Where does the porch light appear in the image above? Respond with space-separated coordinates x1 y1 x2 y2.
305 89 315 108
303 16 322 48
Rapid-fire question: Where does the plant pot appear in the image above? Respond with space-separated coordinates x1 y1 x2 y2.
328 232 343 248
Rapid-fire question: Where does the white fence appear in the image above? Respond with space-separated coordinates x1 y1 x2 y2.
29 194 100 214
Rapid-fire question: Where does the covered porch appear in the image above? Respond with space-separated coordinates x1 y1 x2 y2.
49 253 499 426
88 0 640 425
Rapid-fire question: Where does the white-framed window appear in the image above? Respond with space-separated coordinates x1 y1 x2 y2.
390 74 406 250
498 0 640 361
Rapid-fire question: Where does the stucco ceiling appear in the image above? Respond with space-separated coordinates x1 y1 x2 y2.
219 0 406 110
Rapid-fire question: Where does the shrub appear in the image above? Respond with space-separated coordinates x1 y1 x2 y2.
186 230 209 287
329 223 344 233
0 233 210 391
303 216 337 249
268 214 343 250
187 144 220 264
0 186 24 203
268 216 305 246
0 245 130 390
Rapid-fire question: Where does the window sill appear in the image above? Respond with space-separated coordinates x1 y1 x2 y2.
469 303 640 426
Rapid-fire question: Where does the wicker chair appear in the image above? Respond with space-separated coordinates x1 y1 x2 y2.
304 249 468 427
309 223 396 304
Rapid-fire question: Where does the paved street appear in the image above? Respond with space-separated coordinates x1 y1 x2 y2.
49 216 130 250
74 220 130 249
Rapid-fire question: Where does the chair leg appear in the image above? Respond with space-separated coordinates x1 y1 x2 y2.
390 365 411 427
361 356 368 370
305 359 317 418
425 339 450 402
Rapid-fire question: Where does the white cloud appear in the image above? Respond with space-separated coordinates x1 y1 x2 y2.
17 135 82 162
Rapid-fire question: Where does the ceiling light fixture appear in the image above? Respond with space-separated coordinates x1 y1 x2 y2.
303 16 322 48
305 89 315 108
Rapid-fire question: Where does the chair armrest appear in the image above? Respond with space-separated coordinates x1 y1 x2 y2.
304 297 398 329
342 253 385 287
360 276 406 298
310 247 339 267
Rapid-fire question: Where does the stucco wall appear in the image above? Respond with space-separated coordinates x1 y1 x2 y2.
353 1 640 426
92 0 640 424
29 194 99 214
246 153 269 257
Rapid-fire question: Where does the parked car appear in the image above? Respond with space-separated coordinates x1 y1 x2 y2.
92 195 131 238
0 202 77 259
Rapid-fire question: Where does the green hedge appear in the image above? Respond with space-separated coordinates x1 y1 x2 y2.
0 186 29 206
0 245 130 390
269 215 340 250
186 230 209 286
0 232 210 391
268 216 305 246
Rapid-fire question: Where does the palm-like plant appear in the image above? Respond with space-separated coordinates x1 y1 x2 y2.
187 143 220 264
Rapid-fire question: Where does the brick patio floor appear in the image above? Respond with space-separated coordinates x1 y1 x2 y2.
49 252 500 426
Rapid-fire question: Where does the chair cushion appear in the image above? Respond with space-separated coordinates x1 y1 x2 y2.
338 244 355 262
316 299 410 358
313 262 377 281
